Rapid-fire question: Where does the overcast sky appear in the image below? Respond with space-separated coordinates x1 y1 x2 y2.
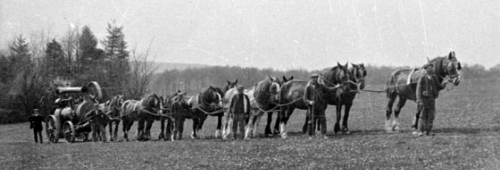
1 0 499 70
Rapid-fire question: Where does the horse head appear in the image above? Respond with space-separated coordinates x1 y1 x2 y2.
443 51 461 86
143 94 161 112
222 79 238 93
201 86 223 110
266 75 282 95
350 63 367 91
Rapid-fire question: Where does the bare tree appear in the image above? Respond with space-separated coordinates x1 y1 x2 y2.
126 43 157 99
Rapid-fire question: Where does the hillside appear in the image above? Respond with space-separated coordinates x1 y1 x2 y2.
147 61 208 73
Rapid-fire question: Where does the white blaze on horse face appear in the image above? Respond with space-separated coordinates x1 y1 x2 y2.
271 82 281 94
216 93 222 107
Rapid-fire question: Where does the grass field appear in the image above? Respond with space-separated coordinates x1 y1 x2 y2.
1 78 500 169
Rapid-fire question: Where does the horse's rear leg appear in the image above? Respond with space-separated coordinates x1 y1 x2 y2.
393 97 407 132
137 119 145 141
385 92 397 132
333 104 342 134
191 118 198 139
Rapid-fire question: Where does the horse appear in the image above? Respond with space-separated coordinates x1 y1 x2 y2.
302 63 367 134
101 94 124 141
278 63 351 138
187 85 226 139
385 51 461 132
244 75 283 138
120 94 162 141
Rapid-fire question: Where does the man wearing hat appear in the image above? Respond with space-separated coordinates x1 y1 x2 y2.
228 85 250 139
414 62 449 136
88 103 109 142
303 73 342 139
28 109 45 143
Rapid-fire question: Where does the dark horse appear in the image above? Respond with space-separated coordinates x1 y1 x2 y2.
278 63 351 138
385 51 461 132
302 63 367 134
188 83 232 139
120 94 162 141
102 94 124 141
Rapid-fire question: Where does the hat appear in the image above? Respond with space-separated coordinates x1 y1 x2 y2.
422 63 433 69
34 109 39 112
236 85 244 91
310 73 320 78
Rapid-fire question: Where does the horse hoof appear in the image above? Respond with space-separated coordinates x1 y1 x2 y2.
343 131 351 135
281 133 287 139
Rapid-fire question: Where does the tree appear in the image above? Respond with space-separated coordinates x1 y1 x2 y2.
43 39 65 78
126 47 157 99
77 26 105 85
102 22 130 96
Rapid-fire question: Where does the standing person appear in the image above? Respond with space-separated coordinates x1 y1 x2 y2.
28 109 44 143
303 73 342 139
89 103 109 142
229 85 250 139
414 63 449 136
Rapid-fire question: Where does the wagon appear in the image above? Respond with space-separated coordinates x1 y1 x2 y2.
45 82 102 143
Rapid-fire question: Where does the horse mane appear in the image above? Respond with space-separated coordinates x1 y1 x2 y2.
141 94 159 109
428 56 446 79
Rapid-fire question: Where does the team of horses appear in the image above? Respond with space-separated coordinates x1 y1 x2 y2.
93 51 461 141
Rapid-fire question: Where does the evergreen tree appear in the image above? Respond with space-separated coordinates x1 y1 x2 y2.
77 26 105 85
44 39 65 78
102 22 130 95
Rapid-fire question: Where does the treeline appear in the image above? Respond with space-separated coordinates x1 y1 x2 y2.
0 23 154 124
150 63 500 95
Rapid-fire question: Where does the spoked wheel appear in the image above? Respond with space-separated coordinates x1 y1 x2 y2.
63 121 76 143
45 115 59 143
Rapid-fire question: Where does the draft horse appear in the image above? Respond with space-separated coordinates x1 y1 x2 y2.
385 51 461 132
120 94 162 141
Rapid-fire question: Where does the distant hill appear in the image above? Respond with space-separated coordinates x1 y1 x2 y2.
144 62 208 73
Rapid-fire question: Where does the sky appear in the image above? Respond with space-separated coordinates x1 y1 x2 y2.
1 0 499 71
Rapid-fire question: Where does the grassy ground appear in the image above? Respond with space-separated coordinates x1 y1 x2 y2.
1 78 499 169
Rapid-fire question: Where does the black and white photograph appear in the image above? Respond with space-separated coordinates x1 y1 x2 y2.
1 0 499 169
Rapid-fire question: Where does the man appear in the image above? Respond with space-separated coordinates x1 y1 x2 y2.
414 63 449 136
28 109 44 143
88 103 109 142
303 73 342 139
229 85 250 139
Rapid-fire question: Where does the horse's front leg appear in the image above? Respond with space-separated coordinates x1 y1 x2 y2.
215 114 222 138
333 104 342 134
342 103 352 134
137 119 144 141
158 118 165 140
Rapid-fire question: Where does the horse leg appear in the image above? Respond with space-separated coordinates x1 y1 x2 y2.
145 119 154 141
108 122 113 141
215 115 222 138
385 92 397 132
198 116 207 139
244 111 255 139
279 107 291 139
166 118 173 141
302 109 309 134
333 104 342 134
342 103 353 134
137 119 144 141
253 112 263 138
264 112 273 136
191 118 198 139
179 119 185 140
158 118 165 140
122 119 129 141
393 97 407 132
222 111 229 139
113 120 119 142
273 111 280 135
